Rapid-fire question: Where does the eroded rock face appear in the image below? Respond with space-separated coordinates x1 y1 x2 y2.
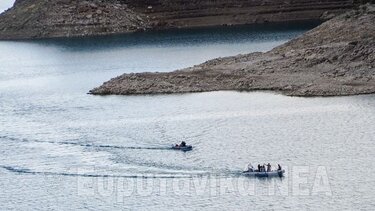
122 0 356 28
0 0 367 39
89 4 375 97
0 0 151 39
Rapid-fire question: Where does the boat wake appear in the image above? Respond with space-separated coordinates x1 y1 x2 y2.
0 135 177 151
0 164 280 180
0 135 282 179
0 165 195 179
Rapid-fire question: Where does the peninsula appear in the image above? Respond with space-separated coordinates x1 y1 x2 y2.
89 4 375 97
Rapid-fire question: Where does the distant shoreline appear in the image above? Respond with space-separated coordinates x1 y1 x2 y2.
0 0 356 40
89 5 375 97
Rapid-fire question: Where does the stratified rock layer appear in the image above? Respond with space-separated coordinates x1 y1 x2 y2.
90 4 375 97
0 0 151 39
124 0 355 27
0 0 366 39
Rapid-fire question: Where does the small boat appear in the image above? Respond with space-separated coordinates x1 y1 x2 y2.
242 170 285 177
171 145 193 151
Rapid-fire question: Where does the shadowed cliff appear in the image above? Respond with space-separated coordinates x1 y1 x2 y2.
0 0 365 39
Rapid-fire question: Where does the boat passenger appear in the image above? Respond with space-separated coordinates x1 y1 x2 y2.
278 164 282 171
247 163 254 172
180 141 186 147
267 163 271 172
257 164 261 172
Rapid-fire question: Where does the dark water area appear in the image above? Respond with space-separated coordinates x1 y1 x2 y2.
0 23 374 210
32 21 321 49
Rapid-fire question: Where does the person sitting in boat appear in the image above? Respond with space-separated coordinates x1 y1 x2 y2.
278 164 282 171
247 163 254 172
267 163 272 172
175 141 186 148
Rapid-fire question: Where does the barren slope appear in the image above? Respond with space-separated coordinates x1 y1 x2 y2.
90 4 375 97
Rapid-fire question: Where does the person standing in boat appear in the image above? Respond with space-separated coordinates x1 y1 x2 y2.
247 163 254 172
278 164 282 171
267 163 272 172
257 164 261 172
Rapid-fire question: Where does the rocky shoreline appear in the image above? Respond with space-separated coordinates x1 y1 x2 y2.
0 0 364 40
89 4 375 97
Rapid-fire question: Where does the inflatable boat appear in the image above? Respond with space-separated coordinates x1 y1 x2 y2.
171 145 193 151
242 170 285 177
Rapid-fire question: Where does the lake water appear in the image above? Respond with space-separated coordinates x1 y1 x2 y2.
1 23 375 210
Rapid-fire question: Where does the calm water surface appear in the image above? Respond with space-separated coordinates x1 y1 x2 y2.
1 24 374 210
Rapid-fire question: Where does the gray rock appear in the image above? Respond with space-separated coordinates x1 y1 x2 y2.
89 5 375 97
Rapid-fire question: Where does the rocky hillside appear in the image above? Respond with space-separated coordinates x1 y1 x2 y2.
0 0 365 39
124 0 355 28
0 0 151 39
89 4 375 97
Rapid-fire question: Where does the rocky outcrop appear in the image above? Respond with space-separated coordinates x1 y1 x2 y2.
89 4 375 97
124 0 356 28
0 0 368 39
0 0 151 39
